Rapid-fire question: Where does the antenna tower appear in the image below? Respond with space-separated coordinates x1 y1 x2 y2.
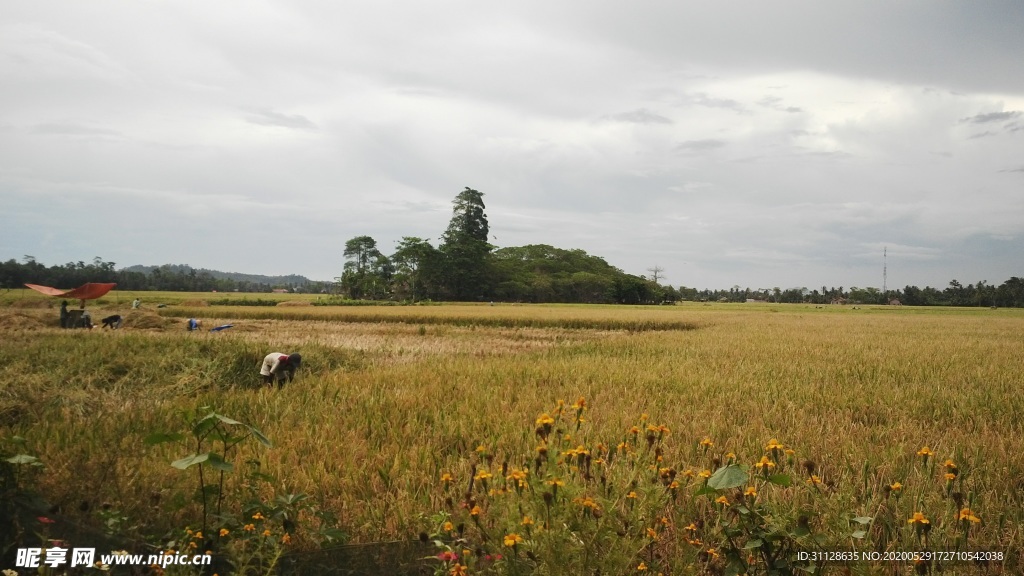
883 246 887 297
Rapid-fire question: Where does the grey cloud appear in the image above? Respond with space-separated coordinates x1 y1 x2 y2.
968 131 996 139
245 110 318 130
959 111 1021 124
998 167 1024 173
31 123 121 136
758 95 802 114
675 139 726 152
684 92 745 112
604 109 672 124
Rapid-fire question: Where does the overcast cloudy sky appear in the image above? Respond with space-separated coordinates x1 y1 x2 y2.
2 1 1022 290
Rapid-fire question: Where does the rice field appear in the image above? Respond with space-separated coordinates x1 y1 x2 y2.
1 293 1022 574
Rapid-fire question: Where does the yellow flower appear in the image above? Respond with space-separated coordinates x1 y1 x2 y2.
521 516 534 526
807 475 823 486
682 469 695 478
546 478 565 488
698 469 712 479
449 563 468 576
626 491 638 499
684 522 697 532
252 512 264 521
440 472 454 485
744 486 757 497
765 439 784 452
700 437 714 448
280 533 291 544
443 521 454 532
193 531 203 539
243 524 256 532
571 397 586 411
944 472 956 481
637 561 648 571
706 548 720 560
958 508 981 524
503 533 524 547
668 480 680 490
889 482 902 492
261 529 271 537
725 452 736 462
475 444 487 454
470 505 482 516
754 456 776 472
536 413 555 426
218 528 229 537
917 446 934 459
943 459 957 470
715 495 729 505
907 512 930 526
646 527 658 540
474 470 492 481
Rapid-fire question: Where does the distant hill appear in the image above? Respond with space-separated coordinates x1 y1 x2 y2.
120 264 314 286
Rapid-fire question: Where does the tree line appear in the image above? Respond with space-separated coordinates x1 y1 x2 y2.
3 187 1023 307
0 257 332 294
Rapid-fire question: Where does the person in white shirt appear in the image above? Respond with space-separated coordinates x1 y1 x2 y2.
259 353 302 387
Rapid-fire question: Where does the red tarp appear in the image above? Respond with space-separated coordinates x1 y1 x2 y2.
25 282 117 300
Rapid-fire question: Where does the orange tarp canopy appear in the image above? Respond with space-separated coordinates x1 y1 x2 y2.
25 282 117 300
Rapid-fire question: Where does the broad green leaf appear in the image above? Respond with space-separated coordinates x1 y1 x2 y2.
707 464 747 490
851 516 873 525
851 530 867 539
767 474 792 487
693 485 717 497
248 426 273 448
144 432 185 445
214 414 243 426
205 453 234 472
742 538 763 549
172 453 210 469
6 454 38 465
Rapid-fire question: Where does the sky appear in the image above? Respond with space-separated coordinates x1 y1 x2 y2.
2 1 1023 290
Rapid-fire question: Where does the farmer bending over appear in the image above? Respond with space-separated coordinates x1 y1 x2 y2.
260 352 302 388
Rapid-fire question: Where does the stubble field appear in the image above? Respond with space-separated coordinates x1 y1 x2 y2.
1 292 1022 574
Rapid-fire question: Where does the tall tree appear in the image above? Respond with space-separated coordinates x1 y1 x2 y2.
440 187 493 300
340 235 390 299
391 237 439 302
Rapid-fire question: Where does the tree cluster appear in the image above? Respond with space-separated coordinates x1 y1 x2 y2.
337 188 664 303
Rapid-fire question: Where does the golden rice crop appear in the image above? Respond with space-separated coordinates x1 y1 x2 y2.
1 302 1022 570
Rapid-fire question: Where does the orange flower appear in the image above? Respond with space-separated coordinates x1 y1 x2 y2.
908 512 930 526
958 508 980 524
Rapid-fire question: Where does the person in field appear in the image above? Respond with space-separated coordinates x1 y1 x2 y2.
186 318 202 331
260 352 302 388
